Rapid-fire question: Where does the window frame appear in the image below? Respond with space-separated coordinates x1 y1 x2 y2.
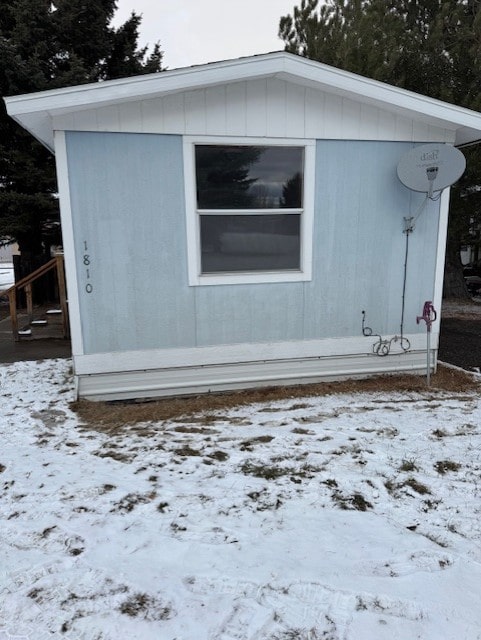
183 135 315 286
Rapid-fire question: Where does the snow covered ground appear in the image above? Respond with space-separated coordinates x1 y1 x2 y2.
1 358 481 640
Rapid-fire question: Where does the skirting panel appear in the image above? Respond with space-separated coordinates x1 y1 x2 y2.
77 349 433 402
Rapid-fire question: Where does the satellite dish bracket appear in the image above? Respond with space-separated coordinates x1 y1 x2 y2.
426 165 439 199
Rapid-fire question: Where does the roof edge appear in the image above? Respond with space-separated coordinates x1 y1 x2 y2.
5 51 481 147
4 51 290 114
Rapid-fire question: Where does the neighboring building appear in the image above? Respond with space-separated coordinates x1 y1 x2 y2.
0 244 19 291
6 53 481 400
0 243 19 264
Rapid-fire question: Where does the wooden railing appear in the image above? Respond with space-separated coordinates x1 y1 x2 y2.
4 254 69 341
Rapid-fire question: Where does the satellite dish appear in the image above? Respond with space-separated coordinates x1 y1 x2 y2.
397 143 466 198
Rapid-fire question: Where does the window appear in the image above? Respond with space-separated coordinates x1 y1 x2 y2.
184 137 315 286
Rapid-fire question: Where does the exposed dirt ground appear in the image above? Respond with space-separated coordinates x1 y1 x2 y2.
72 363 479 432
439 298 481 372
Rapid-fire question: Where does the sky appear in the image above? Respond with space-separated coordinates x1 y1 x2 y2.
113 0 297 70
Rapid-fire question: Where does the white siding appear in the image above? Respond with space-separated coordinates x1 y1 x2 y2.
205 86 227 134
286 83 306 138
163 94 185 133
97 105 120 131
72 109 97 131
52 79 456 143
140 99 164 132
225 83 247 135
76 334 433 401
185 90 206 134
119 101 142 132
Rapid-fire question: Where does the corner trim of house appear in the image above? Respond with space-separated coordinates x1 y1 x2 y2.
433 187 451 325
54 130 84 356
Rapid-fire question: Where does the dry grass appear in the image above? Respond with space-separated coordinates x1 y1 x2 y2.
434 460 462 474
441 298 481 320
118 593 172 620
70 364 479 432
332 491 373 511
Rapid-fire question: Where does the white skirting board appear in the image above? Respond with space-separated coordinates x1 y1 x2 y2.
76 342 435 401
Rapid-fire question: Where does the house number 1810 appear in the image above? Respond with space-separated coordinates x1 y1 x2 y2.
82 241 93 294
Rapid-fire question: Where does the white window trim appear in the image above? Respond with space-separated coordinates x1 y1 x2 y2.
183 135 315 286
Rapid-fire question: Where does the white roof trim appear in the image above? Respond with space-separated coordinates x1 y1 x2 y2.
5 51 481 150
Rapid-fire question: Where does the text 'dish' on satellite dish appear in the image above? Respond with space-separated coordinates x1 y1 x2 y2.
397 143 466 196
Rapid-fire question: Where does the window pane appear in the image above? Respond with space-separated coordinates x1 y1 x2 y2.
200 214 301 273
196 146 304 209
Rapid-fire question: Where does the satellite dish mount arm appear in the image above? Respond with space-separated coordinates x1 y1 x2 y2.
426 165 439 199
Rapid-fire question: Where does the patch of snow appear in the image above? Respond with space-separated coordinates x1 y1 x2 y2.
1 359 481 639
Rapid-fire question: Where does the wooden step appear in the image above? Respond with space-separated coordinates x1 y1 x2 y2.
17 307 64 339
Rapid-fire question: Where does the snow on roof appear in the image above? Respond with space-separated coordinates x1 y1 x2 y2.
5 51 481 151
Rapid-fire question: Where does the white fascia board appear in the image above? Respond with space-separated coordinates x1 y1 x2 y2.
454 127 481 148
4 53 289 116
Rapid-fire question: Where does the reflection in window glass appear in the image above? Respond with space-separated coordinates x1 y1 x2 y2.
195 146 304 209
200 214 300 273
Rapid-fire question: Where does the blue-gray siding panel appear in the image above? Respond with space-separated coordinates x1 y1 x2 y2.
66 133 440 354
66 131 196 354
194 283 305 346
304 140 438 341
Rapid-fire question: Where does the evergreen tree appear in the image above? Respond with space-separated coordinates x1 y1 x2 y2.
279 0 481 297
0 0 163 256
